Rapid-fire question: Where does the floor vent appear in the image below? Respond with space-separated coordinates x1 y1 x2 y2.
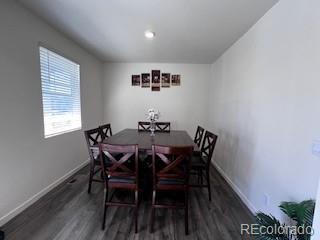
68 179 77 184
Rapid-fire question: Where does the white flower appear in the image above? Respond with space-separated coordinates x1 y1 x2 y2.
146 108 160 121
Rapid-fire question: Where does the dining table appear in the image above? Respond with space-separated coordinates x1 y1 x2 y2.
103 128 200 154
100 128 200 199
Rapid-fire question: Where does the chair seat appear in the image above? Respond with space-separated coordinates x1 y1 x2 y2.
108 176 136 184
191 156 206 168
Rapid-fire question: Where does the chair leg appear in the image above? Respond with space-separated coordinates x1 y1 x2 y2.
206 169 212 201
134 190 139 233
102 187 108 230
88 162 94 194
100 168 104 181
185 189 189 235
149 190 156 233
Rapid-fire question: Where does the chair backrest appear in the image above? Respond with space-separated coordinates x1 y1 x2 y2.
194 126 205 147
200 131 218 167
84 127 103 160
152 145 193 186
155 122 171 132
99 143 139 185
100 123 112 141
138 121 151 131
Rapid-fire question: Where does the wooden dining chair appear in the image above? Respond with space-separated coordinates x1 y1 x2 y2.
190 130 218 201
138 121 151 131
99 143 139 233
194 126 205 148
100 123 112 141
155 122 171 132
84 127 104 194
150 145 193 235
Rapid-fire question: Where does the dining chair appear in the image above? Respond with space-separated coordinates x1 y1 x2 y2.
194 126 205 148
84 127 104 194
100 123 112 141
155 122 171 132
138 121 151 131
190 130 218 201
99 143 139 233
150 145 193 235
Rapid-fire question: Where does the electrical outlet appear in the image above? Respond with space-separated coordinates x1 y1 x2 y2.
312 139 320 157
264 193 270 206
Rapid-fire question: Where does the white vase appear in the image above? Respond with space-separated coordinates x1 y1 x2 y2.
150 120 156 136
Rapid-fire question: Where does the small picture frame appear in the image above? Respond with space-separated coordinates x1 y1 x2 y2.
171 74 181 86
141 73 150 88
151 70 161 91
131 75 140 86
161 73 170 88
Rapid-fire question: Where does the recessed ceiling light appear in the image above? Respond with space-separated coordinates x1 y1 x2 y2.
145 31 155 39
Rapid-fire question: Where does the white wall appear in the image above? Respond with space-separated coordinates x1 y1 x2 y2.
209 0 320 218
103 63 211 136
0 0 103 225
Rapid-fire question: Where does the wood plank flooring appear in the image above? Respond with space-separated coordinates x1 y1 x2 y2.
2 165 253 240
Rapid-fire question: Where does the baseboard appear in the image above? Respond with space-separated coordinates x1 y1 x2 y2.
0 159 89 227
212 161 257 214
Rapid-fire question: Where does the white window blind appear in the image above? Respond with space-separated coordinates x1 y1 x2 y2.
39 46 82 138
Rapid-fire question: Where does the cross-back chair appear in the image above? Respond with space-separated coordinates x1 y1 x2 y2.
155 122 171 132
99 123 112 141
150 145 193 235
190 130 218 201
99 143 139 233
84 127 104 194
138 121 151 131
194 126 205 148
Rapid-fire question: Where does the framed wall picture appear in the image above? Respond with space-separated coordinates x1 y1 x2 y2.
131 75 140 86
141 73 150 88
161 73 170 88
151 70 161 91
171 74 181 86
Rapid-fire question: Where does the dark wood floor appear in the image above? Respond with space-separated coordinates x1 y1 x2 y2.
2 165 253 240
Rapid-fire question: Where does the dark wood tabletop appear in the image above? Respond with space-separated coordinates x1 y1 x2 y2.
103 128 199 152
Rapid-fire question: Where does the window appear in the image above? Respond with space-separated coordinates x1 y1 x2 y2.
39 46 82 138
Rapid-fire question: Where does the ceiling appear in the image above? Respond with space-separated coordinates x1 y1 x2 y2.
19 0 278 63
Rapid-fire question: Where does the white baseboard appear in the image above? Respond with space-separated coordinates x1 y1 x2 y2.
212 161 257 214
0 159 89 227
